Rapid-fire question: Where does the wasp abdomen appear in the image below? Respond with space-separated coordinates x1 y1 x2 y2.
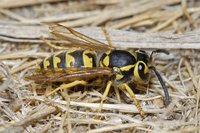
37 50 96 69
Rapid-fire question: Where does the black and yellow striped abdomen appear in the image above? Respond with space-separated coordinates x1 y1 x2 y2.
37 50 96 69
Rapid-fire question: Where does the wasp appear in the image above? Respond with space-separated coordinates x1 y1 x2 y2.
26 22 170 116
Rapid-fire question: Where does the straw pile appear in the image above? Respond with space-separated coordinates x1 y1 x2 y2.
0 0 199 132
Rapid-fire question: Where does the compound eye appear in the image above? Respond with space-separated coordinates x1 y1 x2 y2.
138 63 144 71
134 62 150 83
138 62 149 81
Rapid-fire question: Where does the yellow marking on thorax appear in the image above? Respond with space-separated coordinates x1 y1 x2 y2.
120 65 135 71
83 50 94 67
43 57 50 69
103 56 109 67
105 50 111 55
116 74 124 80
53 52 62 68
66 50 76 67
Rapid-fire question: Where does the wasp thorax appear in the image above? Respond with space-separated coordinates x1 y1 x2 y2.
99 50 136 83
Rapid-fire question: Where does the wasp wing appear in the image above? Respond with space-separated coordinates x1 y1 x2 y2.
42 22 114 50
25 67 114 82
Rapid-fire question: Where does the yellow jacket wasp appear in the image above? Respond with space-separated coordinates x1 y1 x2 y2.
26 22 170 116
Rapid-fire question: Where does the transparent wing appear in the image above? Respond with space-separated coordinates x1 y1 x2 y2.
25 67 114 82
42 22 115 50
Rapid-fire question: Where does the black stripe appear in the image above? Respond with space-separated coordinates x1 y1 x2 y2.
56 51 67 68
68 50 84 67
39 61 44 69
85 52 96 67
46 55 54 69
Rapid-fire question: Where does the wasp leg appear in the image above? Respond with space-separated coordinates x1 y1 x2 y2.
114 86 122 115
114 86 121 104
40 36 72 50
94 81 112 119
120 83 145 116
44 80 88 97
102 27 115 48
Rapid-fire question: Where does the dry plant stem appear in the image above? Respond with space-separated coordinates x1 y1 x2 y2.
28 96 200 131
54 118 120 126
0 35 44 43
131 18 160 28
109 8 160 29
59 113 67 133
0 8 27 21
0 106 56 132
32 82 37 98
34 1 95 11
67 99 72 133
166 127 200 133
111 7 200 29
0 59 42 79
1 24 200 49
109 12 152 29
0 61 12 92
181 0 198 24
196 78 200 128
94 0 123 5
17 106 56 125
24 10 101 23
0 52 50 60
85 123 146 133
61 15 100 27
43 99 166 114
0 24 48 38
62 89 72 133
34 0 121 11
10 59 42 75
0 100 19 122
111 0 181 20
0 0 63 8
91 9 117 26
184 60 198 90
178 58 186 90
39 113 61 133
148 12 182 33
